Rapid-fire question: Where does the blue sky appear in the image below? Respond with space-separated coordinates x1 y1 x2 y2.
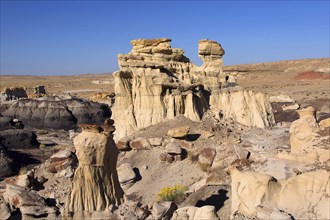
1 1 329 75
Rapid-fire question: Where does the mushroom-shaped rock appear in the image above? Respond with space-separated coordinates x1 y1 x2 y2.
65 125 124 216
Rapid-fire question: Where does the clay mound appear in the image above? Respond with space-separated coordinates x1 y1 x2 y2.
294 71 330 80
0 96 111 130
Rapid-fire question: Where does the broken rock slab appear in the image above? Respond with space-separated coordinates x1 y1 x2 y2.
3 184 56 218
117 163 136 188
44 150 77 173
167 126 190 139
130 137 151 150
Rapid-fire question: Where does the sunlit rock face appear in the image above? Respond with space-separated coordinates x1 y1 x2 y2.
65 125 124 218
112 38 274 140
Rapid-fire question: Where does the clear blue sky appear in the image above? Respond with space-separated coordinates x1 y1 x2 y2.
1 1 329 75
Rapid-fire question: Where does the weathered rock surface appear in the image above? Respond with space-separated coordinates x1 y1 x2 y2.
230 167 330 220
0 143 14 178
130 137 151 150
117 162 136 188
165 142 182 155
0 87 28 101
167 126 190 138
112 38 275 140
151 201 177 220
198 147 216 167
278 106 329 163
44 150 77 173
3 183 56 217
212 89 275 128
1 96 111 130
65 126 124 217
171 205 219 220
0 129 39 149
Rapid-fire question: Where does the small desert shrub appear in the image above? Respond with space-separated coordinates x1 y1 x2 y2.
157 185 188 204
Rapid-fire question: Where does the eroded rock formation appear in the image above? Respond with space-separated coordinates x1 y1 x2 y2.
1 96 111 130
278 106 329 163
0 87 28 101
112 38 274 139
65 124 124 217
230 167 330 220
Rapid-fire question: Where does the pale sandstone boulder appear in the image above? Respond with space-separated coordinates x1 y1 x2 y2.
117 163 136 188
149 137 163 147
3 184 56 217
130 137 151 150
0 201 11 220
152 201 177 220
165 142 182 155
319 117 330 130
167 126 190 138
171 205 219 220
65 126 124 217
44 150 77 173
198 148 216 166
229 167 330 220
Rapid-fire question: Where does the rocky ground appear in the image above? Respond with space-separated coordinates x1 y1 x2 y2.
0 53 329 219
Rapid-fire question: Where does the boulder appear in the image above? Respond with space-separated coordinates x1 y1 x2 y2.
116 137 132 151
319 118 330 130
117 163 136 188
0 200 11 219
149 137 163 147
198 148 216 166
0 129 39 149
65 125 124 216
171 205 219 220
44 150 77 173
3 184 56 217
151 201 177 220
129 137 151 150
165 142 182 155
167 126 190 138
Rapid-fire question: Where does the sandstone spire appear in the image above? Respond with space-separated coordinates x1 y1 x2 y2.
65 124 124 217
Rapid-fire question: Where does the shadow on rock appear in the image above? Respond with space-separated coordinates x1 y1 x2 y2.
195 189 229 212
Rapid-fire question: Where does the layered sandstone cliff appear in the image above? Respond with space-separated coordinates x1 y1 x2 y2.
112 38 274 139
